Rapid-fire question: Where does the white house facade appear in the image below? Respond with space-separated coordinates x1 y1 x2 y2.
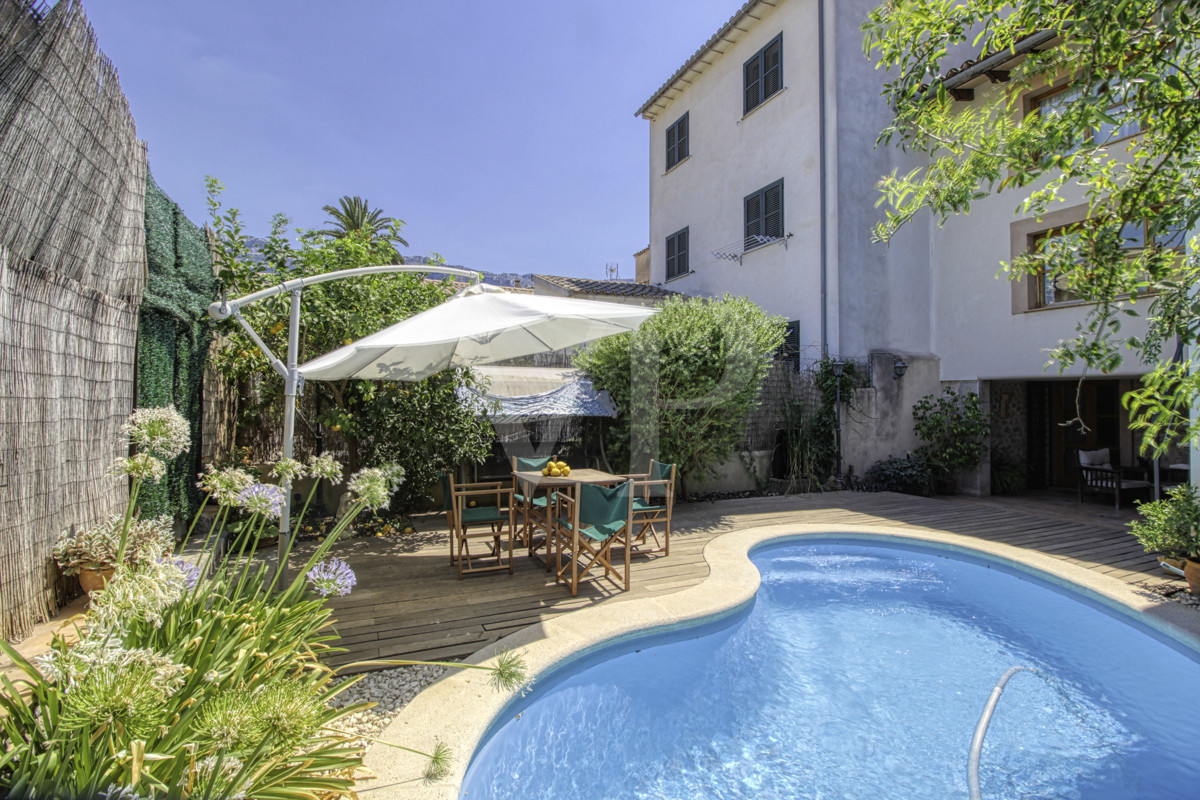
637 0 1165 495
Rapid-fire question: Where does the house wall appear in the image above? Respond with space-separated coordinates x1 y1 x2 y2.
646 0 823 334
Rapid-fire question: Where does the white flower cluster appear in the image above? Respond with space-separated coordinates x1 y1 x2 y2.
37 635 187 696
121 406 191 458
196 464 256 506
89 559 187 633
113 452 166 483
271 457 305 483
307 453 343 482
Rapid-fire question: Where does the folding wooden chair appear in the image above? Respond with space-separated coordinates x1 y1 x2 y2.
553 480 633 597
625 460 676 556
441 473 515 579
511 455 554 555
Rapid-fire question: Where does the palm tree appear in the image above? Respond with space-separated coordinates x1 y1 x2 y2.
317 195 409 251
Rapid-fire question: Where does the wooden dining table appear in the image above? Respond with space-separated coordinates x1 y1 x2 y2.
512 468 625 567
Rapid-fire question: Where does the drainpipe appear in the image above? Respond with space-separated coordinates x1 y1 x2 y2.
817 0 829 356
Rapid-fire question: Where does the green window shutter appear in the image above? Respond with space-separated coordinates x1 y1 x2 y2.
666 227 689 279
743 34 782 114
744 58 761 114
666 113 689 170
762 37 782 99
745 192 763 248
764 180 783 239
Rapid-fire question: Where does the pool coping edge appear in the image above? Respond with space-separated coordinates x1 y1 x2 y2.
359 522 1200 798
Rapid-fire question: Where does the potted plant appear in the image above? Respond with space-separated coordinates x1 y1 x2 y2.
1129 485 1200 587
911 388 989 494
52 513 174 595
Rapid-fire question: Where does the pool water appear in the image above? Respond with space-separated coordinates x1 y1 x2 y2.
461 541 1200 799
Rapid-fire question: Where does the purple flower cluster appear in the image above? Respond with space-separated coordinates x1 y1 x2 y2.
236 483 286 520
306 557 357 597
164 557 202 590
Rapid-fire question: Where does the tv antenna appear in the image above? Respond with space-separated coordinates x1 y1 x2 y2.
605 262 620 280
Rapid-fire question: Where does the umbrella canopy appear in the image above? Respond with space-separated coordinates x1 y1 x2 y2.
299 282 657 381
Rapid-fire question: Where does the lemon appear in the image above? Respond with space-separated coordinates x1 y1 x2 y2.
343 338 353 346
468 500 477 507
330 424 341 432
376 532 383 537
404 526 414 534
556 461 568 470
561 466 571 477
550 467 562 477
541 466 551 476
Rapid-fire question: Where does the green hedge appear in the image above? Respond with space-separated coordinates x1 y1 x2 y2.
135 173 216 520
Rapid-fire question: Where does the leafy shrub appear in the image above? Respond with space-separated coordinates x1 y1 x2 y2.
574 294 786 495
989 450 1024 495
1129 484 1200 560
864 453 933 495
912 388 989 475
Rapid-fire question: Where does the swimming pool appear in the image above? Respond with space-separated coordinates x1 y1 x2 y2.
461 540 1200 799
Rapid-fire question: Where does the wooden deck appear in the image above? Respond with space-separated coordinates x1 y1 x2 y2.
301 491 1178 674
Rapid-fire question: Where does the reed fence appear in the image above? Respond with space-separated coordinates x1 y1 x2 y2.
0 0 146 639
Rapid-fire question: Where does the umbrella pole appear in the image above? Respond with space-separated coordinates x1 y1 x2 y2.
278 289 303 585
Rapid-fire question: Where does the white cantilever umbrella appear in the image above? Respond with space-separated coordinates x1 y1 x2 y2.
299 281 657 381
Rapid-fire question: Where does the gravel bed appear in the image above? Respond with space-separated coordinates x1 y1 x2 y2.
328 662 449 750
1136 579 1200 609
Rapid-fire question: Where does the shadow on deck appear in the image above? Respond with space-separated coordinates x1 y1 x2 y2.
297 490 1180 674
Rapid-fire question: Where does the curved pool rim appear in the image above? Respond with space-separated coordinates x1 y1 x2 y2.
362 522 1200 799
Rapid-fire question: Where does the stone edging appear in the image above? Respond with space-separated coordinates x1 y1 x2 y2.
360 523 1200 798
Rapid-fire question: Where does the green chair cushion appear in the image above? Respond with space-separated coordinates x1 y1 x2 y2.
440 473 453 512
633 498 666 512
556 516 625 542
578 481 630 527
650 461 675 482
461 506 506 525
514 456 552 472
514 493 549 508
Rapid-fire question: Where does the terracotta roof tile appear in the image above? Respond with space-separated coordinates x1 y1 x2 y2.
533 274 679 299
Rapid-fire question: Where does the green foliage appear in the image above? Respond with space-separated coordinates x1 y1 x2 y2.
864 453 933 496
778 394 833 490
1128 484 1200 560
989 449 1025 495
362 371 494 509
863 1 1200 456
912 388 989 475
206 179 494 492
316 195 409 256
0 414 524 798
136 174 215 520
574 294 786 494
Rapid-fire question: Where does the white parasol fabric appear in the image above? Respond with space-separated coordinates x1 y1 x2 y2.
298 282 657 382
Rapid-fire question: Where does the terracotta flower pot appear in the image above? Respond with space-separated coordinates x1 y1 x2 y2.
77 566 116 596
1184 559 1200 596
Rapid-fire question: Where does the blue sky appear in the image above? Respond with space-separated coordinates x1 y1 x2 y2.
82 0 739 278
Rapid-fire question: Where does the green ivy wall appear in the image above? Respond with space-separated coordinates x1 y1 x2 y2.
136 174 216 520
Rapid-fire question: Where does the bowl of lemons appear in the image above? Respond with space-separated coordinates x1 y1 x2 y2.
541 460 571 478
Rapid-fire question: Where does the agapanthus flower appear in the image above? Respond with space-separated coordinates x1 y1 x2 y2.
88 560 186 632
236 483 286 520
306 557 356 597
196 464 255 506
307 453 343 482
121 406 190 458
162 556 202 590
113 453 166 483
347 468 391 511
37 636 186 696
379 462 406 489
271 457 305 483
